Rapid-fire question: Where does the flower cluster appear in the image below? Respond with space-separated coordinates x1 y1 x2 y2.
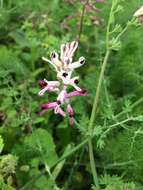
38 41 87 125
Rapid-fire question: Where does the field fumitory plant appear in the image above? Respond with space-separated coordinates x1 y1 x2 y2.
38 41 87 126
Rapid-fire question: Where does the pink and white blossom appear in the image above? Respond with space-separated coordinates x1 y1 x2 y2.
38 79 60 96
38 41 87 125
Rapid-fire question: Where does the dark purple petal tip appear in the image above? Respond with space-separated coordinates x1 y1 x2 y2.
81 89 87 95
38 80 47 88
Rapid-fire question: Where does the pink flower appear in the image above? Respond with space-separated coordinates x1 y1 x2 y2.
67 104 74 126
57 89 67 104
66 90 87 98
41 102 58 110
38 41 87 125
42 41 85 79
38 79 60 96
40 101 65 117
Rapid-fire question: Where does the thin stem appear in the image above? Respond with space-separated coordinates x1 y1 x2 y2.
106 1 115 49
114 97 143 119
115 24 128 42
105 160 137 168
0 0 3 8
77 0 89 42
52 144 71 181
101 116 142 139
87 0 116 187
89 50 110 131
52 138 89 167
74 118 81 127
103 117 133 135
88 140 100 189
87 50 110 189
45 164 60 190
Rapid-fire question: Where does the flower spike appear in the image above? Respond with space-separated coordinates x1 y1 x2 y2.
39 41 87 125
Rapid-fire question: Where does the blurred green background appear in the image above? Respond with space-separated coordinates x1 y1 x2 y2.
1 0 143 189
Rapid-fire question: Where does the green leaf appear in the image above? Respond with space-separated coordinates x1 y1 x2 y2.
24 129 58 166
110 38 121 51
93 126 103 137
114 5 124 14
0 46 29 78
9 29 29 48
110 24 122 34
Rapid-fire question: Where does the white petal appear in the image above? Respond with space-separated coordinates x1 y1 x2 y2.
43 79 60 87
68 57 85 70
72 76 79 81
50 51 62 68
38 86 49 96
69 41 78 58
134 6 143 17
70 79 82 91
42 56 52 64
72 83 82 91
64 43 70 57
57 90 67 104
67 41 75 57
43 78 49 84
42 56 57 71
52 88 60 92
54 106 66 117
60 44 66 62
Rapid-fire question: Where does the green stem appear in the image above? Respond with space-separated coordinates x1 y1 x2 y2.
87 0 116 186
89 50 110 131
115 24 128 42
88 139 100 189
106 1 115 49
52 144 72 180
0 0 3 8
45 164 60 190
102 117 134 137
52 138 89 167
87 50 110 189
114 97 143 119
77 0 89 42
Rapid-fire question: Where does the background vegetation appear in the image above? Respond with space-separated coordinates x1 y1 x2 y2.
0 0 143 189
